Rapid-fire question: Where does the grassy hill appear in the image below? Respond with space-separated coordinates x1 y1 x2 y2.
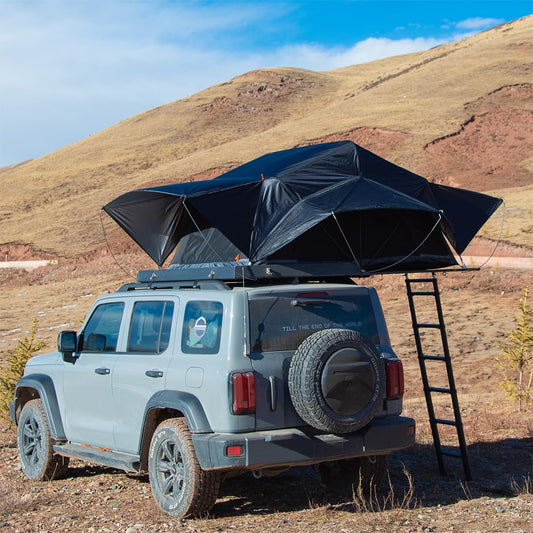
0 19 531 531
0 16 531 259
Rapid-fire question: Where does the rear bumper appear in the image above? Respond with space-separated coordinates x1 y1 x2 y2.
192 416 415 471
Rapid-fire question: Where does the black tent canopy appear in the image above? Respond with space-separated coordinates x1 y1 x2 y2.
103 141 502 276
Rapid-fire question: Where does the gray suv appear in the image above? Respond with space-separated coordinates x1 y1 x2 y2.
11 270 415 517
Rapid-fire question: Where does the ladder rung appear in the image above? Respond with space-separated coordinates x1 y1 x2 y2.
410 291 437 296
406 277 434 283
416 323 442 329
433 418 457 426
441 449 462 458
422 355 446 361
427 386 451 393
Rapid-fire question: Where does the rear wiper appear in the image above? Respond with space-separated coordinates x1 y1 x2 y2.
290 299 330 307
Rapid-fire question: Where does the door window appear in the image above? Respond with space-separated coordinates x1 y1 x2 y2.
127 301 175 354
81 302 124 352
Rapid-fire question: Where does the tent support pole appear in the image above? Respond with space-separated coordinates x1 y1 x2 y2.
331 212 361 270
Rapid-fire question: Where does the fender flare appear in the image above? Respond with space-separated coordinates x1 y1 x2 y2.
13 374 66 440
138 390 212 470
142 390 212 434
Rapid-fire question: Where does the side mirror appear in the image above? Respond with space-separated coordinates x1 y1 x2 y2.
86 333 106 352
58 330 77 359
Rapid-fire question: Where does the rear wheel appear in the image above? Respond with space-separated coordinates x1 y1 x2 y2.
319 455 388 495
148 418 220 518
17 399 69 480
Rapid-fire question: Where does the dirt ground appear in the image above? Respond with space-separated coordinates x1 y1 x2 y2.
0 19 531 530
0 256 531 532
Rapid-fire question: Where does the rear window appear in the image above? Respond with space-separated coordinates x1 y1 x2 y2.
181 300 223 354
249 292 379 353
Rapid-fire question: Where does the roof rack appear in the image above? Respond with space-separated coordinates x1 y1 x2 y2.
118 279 231 292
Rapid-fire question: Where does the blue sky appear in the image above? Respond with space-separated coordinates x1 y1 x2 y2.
0 1 530 167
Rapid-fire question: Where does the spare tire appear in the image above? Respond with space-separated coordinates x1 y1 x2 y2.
288 328 384 434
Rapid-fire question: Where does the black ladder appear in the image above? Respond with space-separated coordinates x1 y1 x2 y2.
405 273 472 480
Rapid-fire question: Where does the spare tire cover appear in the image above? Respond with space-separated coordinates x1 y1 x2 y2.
288 328 384 434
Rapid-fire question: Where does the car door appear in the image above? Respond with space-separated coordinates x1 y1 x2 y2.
112 299 176 453
62 301 125 447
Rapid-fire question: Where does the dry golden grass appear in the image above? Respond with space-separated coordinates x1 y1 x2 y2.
478 184 533 248
0 18 531 528
0 16 531 259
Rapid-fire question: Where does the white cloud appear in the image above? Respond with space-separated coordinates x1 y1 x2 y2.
0 2 285 163
455 17 505 30
277 36 447 72
0 2 501 166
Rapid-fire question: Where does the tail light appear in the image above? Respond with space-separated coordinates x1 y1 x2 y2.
232 371 256 414
386 360 404 399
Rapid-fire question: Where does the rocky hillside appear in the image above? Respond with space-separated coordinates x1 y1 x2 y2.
0 16 531 260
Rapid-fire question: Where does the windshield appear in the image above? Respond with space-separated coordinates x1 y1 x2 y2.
249 292 379 353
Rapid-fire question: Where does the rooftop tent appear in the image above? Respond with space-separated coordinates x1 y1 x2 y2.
103 141 502 274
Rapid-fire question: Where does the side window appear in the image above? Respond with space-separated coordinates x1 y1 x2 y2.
81 302 124 352
127 301 175 354
182 301 223 355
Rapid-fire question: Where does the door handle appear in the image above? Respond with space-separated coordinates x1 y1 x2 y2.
95 367 110 375
145 370 164 378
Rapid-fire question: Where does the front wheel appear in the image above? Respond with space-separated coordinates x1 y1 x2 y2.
17 399 69 480
148 418 220 518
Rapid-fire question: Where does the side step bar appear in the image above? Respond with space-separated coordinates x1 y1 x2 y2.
53 442 141 473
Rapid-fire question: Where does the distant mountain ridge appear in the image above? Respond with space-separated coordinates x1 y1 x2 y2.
0 16 531 259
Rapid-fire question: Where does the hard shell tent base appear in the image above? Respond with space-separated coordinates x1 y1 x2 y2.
136 260 362 285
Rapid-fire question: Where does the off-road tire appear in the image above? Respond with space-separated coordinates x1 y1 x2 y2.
319 455 388 495
288 328 384 433
17 399 69 480
148 418 220 518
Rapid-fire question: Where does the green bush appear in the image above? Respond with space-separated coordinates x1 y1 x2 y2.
495 286 533 411
0 319 44 423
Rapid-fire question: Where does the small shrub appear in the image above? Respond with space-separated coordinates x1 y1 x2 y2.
0 318 44 423
511 474 531 496
351 464 417 513
494 286 533 411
